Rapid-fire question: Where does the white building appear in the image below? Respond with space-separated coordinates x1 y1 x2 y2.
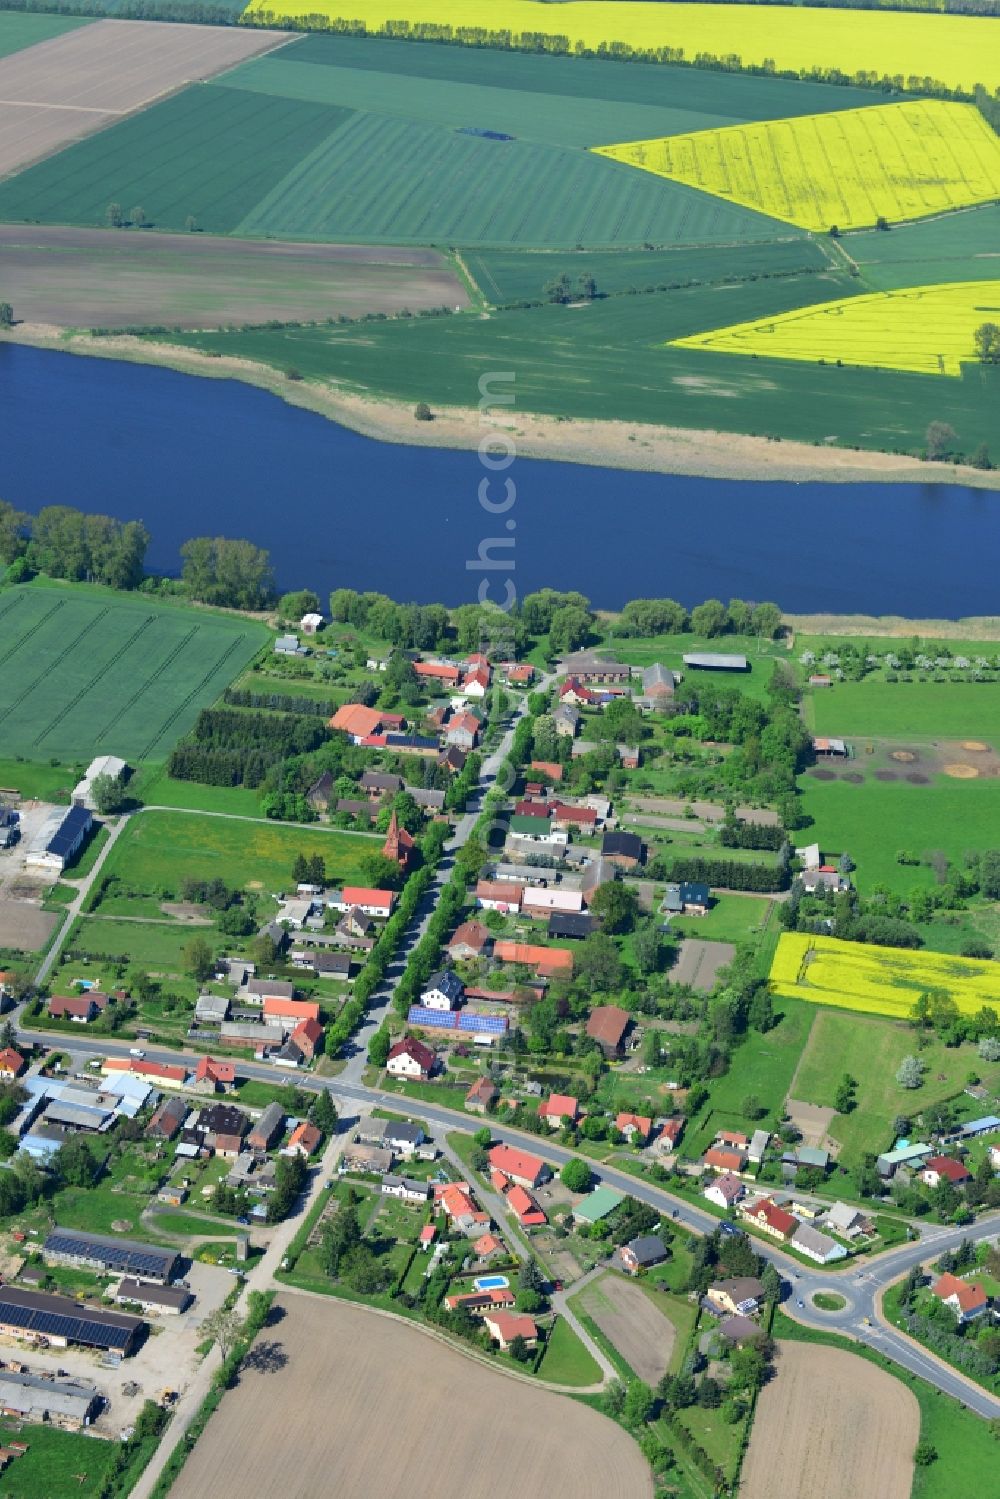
791 1223 847 1264
25 805 93 874
300 612 325 635
420 971 465 1011
72 755 127 811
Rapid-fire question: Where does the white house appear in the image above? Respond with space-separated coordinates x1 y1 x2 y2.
420 971 465 1012
823 1201 873 1239
72 755 127 811
703 1172 745 1210
791 1224 847 1264
386 1038 435 1080
300 612 325 635
747 1129 770 1165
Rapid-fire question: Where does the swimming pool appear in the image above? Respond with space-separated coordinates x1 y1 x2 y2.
474 1275 509 1291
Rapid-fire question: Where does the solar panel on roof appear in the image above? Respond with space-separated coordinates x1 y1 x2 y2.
458 1013 507 1034
407 1006 455 1029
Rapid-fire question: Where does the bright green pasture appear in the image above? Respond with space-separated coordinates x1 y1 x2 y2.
798 776 1000 893
847 204 1000 290
809 678 1000 740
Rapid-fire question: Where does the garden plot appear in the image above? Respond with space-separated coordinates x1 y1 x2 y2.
671 938 735 992
0 18 289 177
575 1274 675 1383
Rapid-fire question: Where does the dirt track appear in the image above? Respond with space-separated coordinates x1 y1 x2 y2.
741 1341 917 1499
577 1275 674 1384
0 20 288 177
0 225 467 327
171 1292 653 1499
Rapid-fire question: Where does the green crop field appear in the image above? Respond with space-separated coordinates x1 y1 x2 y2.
798 775 1000 893
809 679 1000 739
101 809 375 894
164 267 1000 455
465 238 830 304
0 1421 119 1499
847 203 1000 291
67 914 207 969
0 584 267 763
0 32 868 249
790 1009 1000 1166
0 11 91 56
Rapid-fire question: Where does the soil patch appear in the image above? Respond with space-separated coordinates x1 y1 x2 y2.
842 772 864 783
890 750 916 763
741 1341 917 1499
944 763 979 778
905 773 930 784
0 899 57 952
784 1100 837 1152
873 769 897 781
962 741 989 752
576 1275 675 1385
809 768 836 781
171 1293 651 1499
672 938 736 993
160 901 212 924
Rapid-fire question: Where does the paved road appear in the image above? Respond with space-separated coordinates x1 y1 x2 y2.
19 1023 1000 1419
341 681 549 1086
33 814 131 985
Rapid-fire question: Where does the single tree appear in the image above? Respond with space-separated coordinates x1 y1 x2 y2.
89 771 127 815
201 1306 246 1363
182 934 214 983
544 273 572 304
106 202 123 228
414 402 433 422
972 443 993 471
896 1055 926 1089
508 1333 531 1362
309 1089 338 1133
0 303 12 329
974 321 1000 364
925 421 958 461
185 214 199 233
578 272 597 300
130 206 146 229
368 1026 391 1068
560 1157 592 1193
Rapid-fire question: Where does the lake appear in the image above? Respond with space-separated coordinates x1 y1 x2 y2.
1 342 995 615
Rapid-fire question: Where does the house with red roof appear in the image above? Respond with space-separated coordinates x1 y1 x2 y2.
559 678 597 707
447 920 491 962
329 704 388 742
488 1143 549 1190
331 887 396 918
414 660 461 685
286 1121 322 1157
703 1146 748 1174
932 1272 990 1323
193 1056 236 1094
445 1287 515 1314
48 994 99 1024
704 1172 746 1210
386 1037 435 1080
419 1223 437 1248
740 1196 797 1241
465 1076 499 1114
716 1129 749 1148
538 1093 579 1128
475 881 523 914
919 1156 971 1188
435 1181 489 1232
505 663 534 684
505 1183 547 1228
263 996 321 1029
659 1117 684 1148
493 941 573 978
551 802 599 831
461 666 491 698
291 1016 323 1062
0 1048 25 1081
483 1311 538 1350
473 1231 504 1259
101 1057 187 1087
615 1112 652 1145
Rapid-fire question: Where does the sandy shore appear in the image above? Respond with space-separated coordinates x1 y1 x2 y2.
7 323 1000 491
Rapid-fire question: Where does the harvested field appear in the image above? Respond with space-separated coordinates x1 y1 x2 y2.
0 19 288 178
784 1099 837 1152
0 899 57 952
741 1340 916 1499
672 938 735 992
576 1274 675 1384
0 226 466 328
171 1292 652 1499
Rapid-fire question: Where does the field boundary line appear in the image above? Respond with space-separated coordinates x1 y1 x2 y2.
0 597 64 671
137 631 247 761
96 621 198 742
31 608 149 748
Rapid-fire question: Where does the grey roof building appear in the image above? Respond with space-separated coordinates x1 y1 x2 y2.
0 1369 100 1426
43 1229 179 1284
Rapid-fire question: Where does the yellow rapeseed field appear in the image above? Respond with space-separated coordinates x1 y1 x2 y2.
593 102 1000 233
671 279 1000 376
770 933 999 1020
240 1 1000 96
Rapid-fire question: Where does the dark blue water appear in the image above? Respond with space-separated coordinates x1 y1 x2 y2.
0 343 994 614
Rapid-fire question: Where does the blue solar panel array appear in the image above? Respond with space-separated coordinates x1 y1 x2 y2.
406 1006 508 1035
44 1230 177 1282
0 1293 138 1352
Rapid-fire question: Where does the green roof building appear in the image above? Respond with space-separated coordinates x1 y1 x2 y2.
572 1184 625 1224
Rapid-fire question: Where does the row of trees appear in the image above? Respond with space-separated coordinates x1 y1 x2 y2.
167 706 327 788
0 501 148 588
614 595 782 640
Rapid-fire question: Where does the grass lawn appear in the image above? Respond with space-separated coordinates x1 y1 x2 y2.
133 765 263 818
773 1310 1000 1499
153 1211 237 1238
809 679 1000 741
797 776 1000 894
670 893 775 945
789 1009 1000 1167
0 1421 118 1499
62 824 109 879
535 1313 603 1387
0 756 78 802
100 809 374 895
675 1403 744 1477
54 1184 159 1239
813 1291 847 1311
62 914 203 971
603 631 787 702
683 999 815 1158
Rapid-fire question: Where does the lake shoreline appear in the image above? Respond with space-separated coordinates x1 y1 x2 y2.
7 323 999 492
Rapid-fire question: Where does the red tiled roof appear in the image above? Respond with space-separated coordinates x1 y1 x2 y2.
717 1130 749 1146
341 887 394 910
449 921 490 955
194 1056 236 1084
615 1112 652 1138
923 1155 970 1183
263 997 321 1023
0 1048 24 1075
414 661 460 682
538 1093 578 1121
493 941 573 976
329 704 385 738
586 1005 631 1048
551 801 597 826
484 1310 538 1342
661 1118 684 1143
704 1147 746 1172
489 1144 546 1184
288 1121 321 1155
387 1037 435 1071
933 1272 988 1312
506 1184 546 1225
476 881 523 906
749 1198 797 1236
